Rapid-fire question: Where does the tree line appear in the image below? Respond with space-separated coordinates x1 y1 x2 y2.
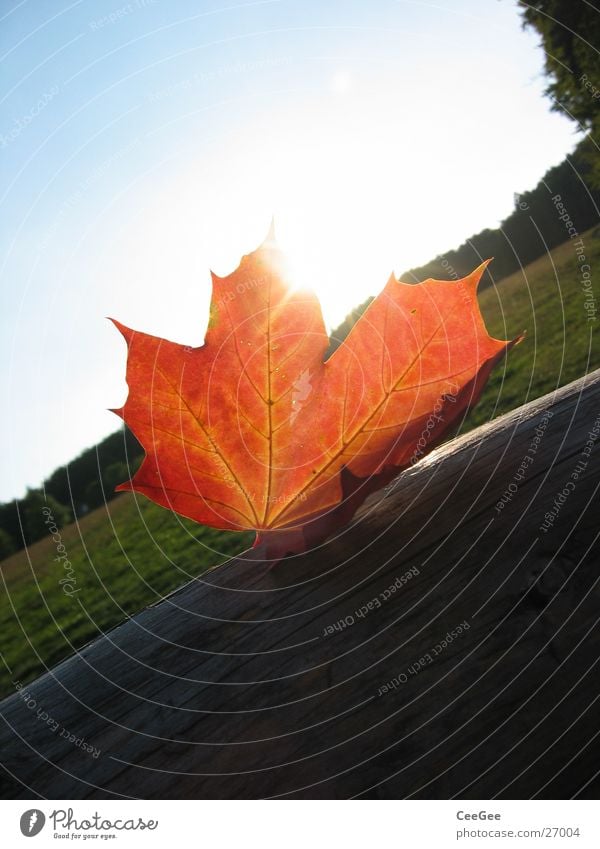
402 135 600 286
0 430 141 558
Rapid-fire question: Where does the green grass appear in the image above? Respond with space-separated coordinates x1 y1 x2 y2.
465 226 600 428
1 227 599 699
0 495 252 698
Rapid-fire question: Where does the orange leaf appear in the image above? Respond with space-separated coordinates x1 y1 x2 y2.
112 229 521 557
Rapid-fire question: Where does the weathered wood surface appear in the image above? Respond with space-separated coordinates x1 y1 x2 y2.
1 370 600 800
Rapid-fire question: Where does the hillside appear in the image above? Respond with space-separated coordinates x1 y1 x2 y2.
1 226 599 698
469 225 599 427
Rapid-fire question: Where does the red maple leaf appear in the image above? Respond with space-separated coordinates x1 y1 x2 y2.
112 229 521 557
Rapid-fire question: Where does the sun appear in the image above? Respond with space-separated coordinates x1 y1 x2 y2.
110 77 429 342
213 114 411 329
186 86 421 331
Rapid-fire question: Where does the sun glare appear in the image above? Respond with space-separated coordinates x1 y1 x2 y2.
200 92 417 330
110 63 531 342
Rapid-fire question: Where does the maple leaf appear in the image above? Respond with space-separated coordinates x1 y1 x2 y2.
112 228 522 557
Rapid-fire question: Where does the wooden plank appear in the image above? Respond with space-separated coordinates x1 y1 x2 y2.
1 370 599 799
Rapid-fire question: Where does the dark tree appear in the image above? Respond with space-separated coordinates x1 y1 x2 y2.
0 529 17 560
43 428 141 516
518 0 600 184
20 490 72 546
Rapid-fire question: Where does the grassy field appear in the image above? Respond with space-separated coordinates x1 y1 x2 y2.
0 496 252 698
468 226 600 427
1 228 599 698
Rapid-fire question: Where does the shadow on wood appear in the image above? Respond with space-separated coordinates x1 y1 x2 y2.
1 370 599 799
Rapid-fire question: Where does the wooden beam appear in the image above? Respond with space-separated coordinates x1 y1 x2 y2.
1 370 600 799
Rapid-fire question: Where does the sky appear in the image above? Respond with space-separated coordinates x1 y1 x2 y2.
0 0 580 503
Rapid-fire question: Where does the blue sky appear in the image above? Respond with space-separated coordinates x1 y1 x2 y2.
0 0 579 502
